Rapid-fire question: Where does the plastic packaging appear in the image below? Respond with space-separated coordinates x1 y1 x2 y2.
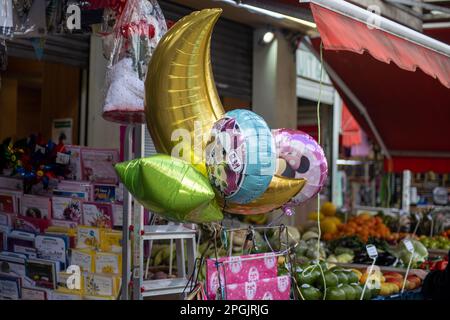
12 0 47 37
0 0 14 38
102 0 167 124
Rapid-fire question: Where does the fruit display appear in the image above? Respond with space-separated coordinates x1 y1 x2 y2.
419 255 448 271
322 213 391 242
388 239 429 267
295 263 372 300
307 202 343 236
418 235 450 251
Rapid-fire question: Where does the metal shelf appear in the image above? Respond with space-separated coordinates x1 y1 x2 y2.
142 225 197 241
141 278 189 297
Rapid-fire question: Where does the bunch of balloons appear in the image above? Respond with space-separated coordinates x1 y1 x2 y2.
115 9 328 224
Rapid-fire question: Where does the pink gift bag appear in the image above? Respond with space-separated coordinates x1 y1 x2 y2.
206 253 280 300
225 276 291 300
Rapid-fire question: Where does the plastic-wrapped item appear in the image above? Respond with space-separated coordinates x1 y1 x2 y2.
12 0 47 37
102 0 167 124
0 40 7 71
0 0 14 38
46 0 67 34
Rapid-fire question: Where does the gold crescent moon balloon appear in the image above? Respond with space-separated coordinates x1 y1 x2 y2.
219 176 307 215
145 9 225 175
145 9 305 215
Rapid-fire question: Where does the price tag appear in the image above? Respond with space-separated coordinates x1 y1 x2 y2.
366 244 378 259
427 213 433 221
403 239 415 253
414 213 421 221
56 152 70 165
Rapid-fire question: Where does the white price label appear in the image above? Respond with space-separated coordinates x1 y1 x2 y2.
427 213 433 221
414 213 421 221
366 244 378 259
403 239 415 253
56 152 71 165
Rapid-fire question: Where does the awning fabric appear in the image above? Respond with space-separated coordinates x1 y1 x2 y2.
341 103 362 148
310 3 450 88
293 0 450 172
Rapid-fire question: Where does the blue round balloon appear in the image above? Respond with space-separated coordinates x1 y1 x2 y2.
206 109 276 204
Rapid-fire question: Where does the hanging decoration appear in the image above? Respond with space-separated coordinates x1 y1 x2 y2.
114 155 224 223
273 129 328 205
205 109 276 205
102 0 168 124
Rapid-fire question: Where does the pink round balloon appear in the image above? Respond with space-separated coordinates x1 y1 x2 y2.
273 129 328 205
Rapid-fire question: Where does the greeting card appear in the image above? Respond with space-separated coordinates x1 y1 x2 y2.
83 273 120 297
93 184 117 202
81 148 119 184
82 202 113 228
111 204 123 227
57 271 83 293
0 225 10 250
25 259 59 289
35 235 68 269
100 230 122 253
77 226 100 250
21 286 48 300
52 189 89 200
95 252 121 275
70 249 95 272
0 176 23 191
58 180 94 200
0 212 16 227
14 216 50 233
65 145 82 181
0 252 26 278
50 290 82 300
0 274 21 299
20 195 52 220
52 197 82 223
0 195 15 213
7 230 35 254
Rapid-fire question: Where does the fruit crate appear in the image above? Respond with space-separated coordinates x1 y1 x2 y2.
372 289 423 300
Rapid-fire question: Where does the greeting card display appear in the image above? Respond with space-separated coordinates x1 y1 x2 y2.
224 276 291 300
56 180 94 200
0 225 9 250
82 202 113 228
0 176 23 191
81 148 119 184
20 195 51 220
0 212 15 227
52 197 82 224
95 252 121 275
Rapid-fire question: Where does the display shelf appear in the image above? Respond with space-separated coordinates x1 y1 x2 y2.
142 225 196 241
141 278 189 297
428 249 449 257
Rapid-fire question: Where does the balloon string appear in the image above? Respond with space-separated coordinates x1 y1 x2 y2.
315 40 326 300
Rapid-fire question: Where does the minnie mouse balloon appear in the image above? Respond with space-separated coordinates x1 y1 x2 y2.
206 109 276 204
273 129 328 205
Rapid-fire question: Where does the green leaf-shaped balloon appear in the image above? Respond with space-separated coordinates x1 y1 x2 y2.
115 154 223 223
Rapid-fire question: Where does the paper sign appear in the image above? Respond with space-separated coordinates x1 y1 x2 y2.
52 118 73 144
56 152 71 165
366 244 378 259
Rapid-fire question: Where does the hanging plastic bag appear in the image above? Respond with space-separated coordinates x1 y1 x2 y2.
102 0 167 124
12 0 47 37
0 0 14 38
